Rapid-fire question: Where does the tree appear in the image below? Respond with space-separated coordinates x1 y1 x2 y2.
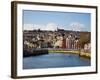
79 32 91 48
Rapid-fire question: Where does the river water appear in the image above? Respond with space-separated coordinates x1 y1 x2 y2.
23 53 90 69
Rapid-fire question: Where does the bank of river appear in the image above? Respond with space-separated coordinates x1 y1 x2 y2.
23 48 91 58
23 53 90 69
49 49 91 58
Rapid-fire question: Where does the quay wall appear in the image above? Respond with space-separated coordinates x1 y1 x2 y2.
23 48 91 58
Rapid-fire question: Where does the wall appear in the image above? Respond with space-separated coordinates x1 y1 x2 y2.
0 0 99 80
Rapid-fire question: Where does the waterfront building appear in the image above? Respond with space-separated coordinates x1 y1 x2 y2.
54 36 63 48
74 39 79 49
71 37 75 49
23 29 90 50
68 35 72 49
62 38 66 48
66 37 69 49
84 43 91 53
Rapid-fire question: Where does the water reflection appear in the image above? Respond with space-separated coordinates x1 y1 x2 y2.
23 53 90 69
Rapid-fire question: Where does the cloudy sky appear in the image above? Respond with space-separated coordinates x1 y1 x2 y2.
23 10 91 32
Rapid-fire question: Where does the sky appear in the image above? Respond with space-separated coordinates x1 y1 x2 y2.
23 10 91 32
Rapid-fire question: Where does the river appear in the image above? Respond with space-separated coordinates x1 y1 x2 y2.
23 53 90 69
